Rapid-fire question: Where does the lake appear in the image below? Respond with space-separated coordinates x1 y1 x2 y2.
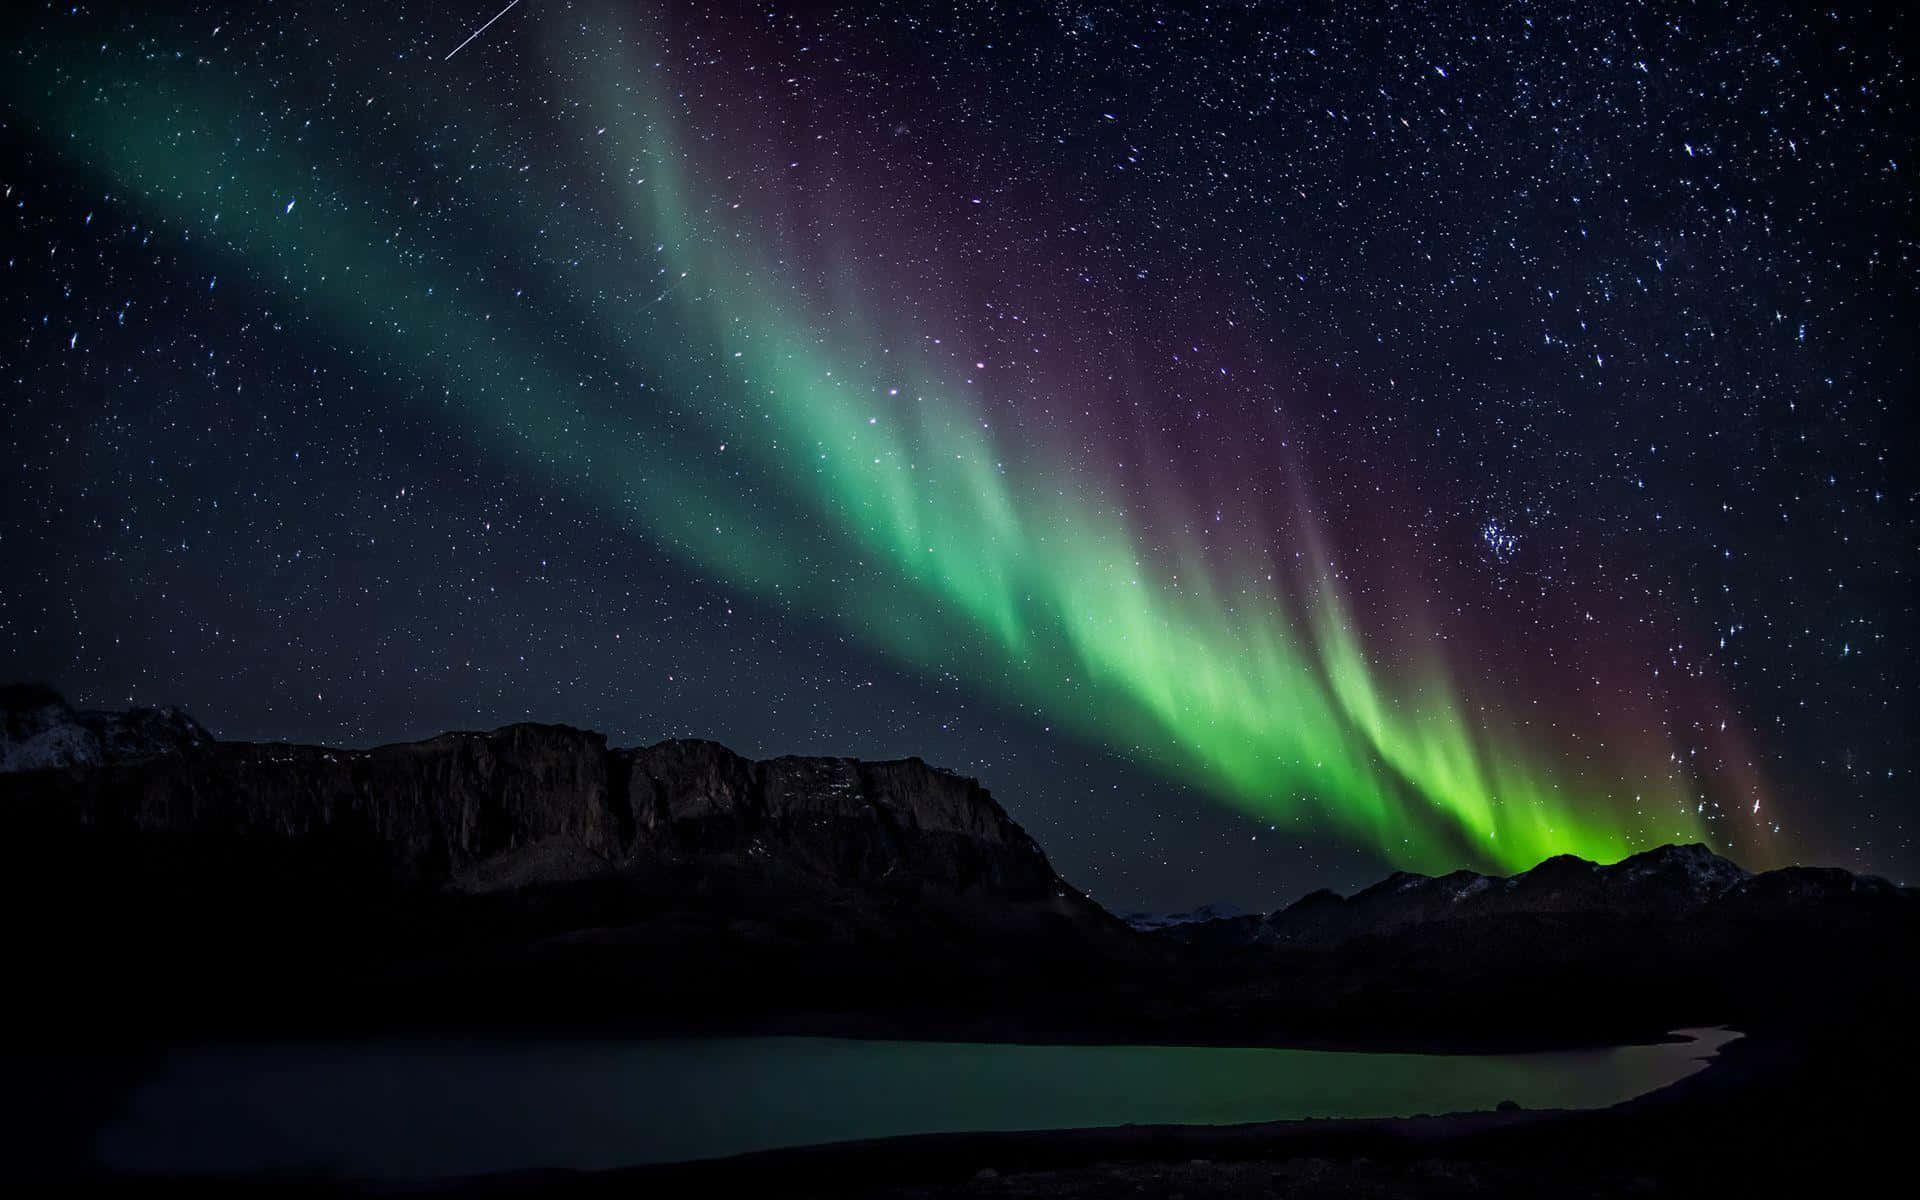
96 1027 1739 1179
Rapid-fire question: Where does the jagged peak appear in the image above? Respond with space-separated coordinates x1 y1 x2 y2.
1609 842 1741 869
1350 869 1435 901
1517 852 1601 877
1277 886 1346 915
2 683 212 773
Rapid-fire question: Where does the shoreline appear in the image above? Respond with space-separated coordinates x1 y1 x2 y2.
17 1023 1754 1190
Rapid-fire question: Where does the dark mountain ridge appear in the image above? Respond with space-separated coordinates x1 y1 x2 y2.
1 689 1136 1041
2 688 1911 1048
1153 841 1907 951
7 716 1080 904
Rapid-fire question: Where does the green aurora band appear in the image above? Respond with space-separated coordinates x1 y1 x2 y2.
10 12 1760 873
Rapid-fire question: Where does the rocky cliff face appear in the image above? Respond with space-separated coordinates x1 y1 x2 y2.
1 689 1083 909
2 688 1131 1039
619 740 1063 897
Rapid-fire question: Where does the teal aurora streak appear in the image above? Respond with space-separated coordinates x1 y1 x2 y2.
12 12 1775 873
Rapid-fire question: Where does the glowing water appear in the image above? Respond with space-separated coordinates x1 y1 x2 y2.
97 1028 1738 1178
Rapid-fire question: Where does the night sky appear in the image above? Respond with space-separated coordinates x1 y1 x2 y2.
2 1 1912 910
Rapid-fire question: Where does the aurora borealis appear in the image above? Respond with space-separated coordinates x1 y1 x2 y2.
4 1 1912 903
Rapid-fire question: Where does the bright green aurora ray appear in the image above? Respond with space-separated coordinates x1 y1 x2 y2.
10 13 1753 873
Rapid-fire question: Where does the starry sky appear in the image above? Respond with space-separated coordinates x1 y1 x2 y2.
2 0 1913 908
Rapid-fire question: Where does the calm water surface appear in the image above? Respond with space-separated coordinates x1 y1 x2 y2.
97 1027 1738 1178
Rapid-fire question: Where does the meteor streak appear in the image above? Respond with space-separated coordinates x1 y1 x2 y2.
444 0 522 62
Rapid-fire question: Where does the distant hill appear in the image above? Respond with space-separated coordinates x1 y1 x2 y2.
1148 841 1904 950
1120 903 1247 932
